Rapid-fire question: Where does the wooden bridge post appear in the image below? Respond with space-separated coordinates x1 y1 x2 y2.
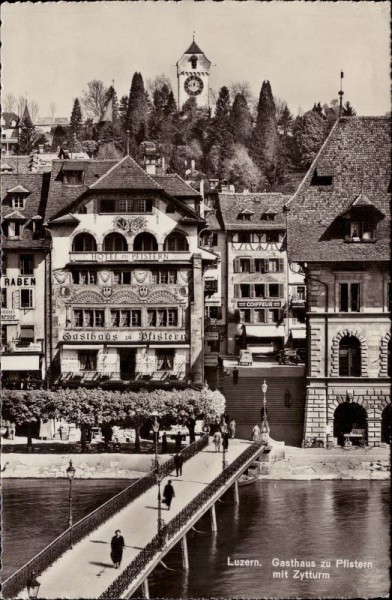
181 533 189 570
142 577 150 599
210 503 217 532
234 479 239 503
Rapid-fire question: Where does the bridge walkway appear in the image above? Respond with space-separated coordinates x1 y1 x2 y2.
18 438 255 599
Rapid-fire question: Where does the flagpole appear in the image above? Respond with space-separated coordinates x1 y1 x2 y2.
338 70 344 117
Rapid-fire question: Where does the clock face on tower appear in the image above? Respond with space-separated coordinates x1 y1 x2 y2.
184 75 204 96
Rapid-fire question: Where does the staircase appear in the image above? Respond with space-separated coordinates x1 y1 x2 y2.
221 367 306 446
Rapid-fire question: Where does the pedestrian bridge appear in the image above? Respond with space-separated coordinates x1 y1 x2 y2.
4 436 264 600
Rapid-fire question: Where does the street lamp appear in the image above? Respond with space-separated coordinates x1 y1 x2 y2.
66 459 76 547
152 416 160 471
222 439 228 470
27 571 40 599
153 458 165 534
260 380 270 445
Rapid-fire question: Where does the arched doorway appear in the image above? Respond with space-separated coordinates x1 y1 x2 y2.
381 405 391 444
333 401 368 446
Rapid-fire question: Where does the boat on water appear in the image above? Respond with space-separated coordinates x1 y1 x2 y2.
238 473 258 486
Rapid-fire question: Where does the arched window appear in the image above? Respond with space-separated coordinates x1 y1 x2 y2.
164 232 189 252
381 405 391 444
133 233 158 251
72 233 97 252
339 336 361 377
103 233 127 252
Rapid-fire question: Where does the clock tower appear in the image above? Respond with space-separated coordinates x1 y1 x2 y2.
177 39 211 109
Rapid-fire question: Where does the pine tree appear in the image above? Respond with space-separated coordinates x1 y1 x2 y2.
149 83 176 143
119 95 129 129
230 93 252 147
208 86 234 177
342 101 357 116
18 105 37 155
125 72 149 146
251 81 279 183
70 98 83 137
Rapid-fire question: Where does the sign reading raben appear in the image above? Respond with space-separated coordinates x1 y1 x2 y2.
62 330 188 343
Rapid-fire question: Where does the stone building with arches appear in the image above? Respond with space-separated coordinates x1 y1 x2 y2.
286 117 391 446
45 155 216 387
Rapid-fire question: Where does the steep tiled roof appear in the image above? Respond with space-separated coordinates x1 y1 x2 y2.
153 174 201 198
45 159 117 221
90 155 162 191
1 172 51 250
185 41 204 55
218 193 288 230
286 117 391 262
1 156 32 174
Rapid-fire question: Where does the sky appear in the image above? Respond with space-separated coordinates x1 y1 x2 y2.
2 1 390 119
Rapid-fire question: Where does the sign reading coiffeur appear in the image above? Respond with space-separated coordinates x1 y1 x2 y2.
237 300 282 308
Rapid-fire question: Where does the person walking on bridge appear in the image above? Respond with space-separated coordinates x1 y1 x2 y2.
163 479 175 510
111 529 125 569
174 452 183 476
213 430 222 452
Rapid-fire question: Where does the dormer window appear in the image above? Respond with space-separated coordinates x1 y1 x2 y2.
238 209 254 221
63 170 84 185
12 195 25 209
349 221 376 242
262 208 277 221
311 170 333 187
5 222 22 238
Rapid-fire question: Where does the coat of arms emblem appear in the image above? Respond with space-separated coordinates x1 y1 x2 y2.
102 287 112 298
138 286 149 298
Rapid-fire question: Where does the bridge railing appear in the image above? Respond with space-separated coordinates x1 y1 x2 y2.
2 434 209 600
99 439 264 599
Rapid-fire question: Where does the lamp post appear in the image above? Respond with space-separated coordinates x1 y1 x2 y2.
27 571 40 599
66 459 76 547
222 439 228 470
260 380 270 445
152 416 159 471
153 458 165 535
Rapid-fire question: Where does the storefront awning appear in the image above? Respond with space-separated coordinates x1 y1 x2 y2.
1 354 40 371
149 344 190 349
62 345 104 351
290 329 306 340
245 325 285 338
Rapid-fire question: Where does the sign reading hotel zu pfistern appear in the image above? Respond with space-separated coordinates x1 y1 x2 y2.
237 300 282 308
62 330 188 343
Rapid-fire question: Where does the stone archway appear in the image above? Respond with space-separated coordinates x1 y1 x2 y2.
381 405 391 444
330 329 368 377
333 401 368 446
379 332 391 377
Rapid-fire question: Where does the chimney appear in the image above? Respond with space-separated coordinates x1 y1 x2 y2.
191 158 195 171
39 144 44 154
145 157 156 175
199 178 205 199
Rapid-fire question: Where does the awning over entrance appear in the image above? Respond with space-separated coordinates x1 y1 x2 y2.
1 354 40 371
62 345 104 351
290 329 306 340
245 325 285 338
149 344 190 349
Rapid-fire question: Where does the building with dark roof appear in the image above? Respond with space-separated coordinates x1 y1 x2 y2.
1 171 51 386
286 117 391 447
46 154 215 388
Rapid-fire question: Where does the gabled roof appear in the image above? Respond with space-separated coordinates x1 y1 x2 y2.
286 117 391 262
7 184 30 194
3 210 27 221
47 214 80 226
218 193 287 231
90 155 163 191
153 174 201 198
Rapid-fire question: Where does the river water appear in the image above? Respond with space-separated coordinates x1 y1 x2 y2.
2 479 390 598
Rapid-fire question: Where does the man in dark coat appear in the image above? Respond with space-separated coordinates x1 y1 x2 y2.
163 480 175 510
110 529 125 569
161 431 168 453
175 431 182 453
174 453 183 476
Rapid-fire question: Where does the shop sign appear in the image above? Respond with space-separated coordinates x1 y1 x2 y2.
205 331 219 341
1 277 36 287
1 308 18 323
237 300 282 308
204 355 219 366
62 329 188 343
70 252 190 263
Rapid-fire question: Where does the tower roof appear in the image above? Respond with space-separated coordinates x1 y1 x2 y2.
185 40 204 55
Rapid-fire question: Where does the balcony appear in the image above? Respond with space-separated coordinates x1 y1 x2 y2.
56 370 185 389
231 242 283 252
69 251 192 264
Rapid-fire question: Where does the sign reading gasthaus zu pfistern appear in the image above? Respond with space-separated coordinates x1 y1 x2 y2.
62 330 188 343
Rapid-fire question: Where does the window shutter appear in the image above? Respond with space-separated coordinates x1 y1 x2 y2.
233 284 240 298
250 259 255 273
233 258 240 273
278 258 284 273
12 290 20 309
278 284 284 298
264 259 269 273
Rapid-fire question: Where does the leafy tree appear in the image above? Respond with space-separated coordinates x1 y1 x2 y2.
323 99 339 133
69 98 83 137
312 102 324 117
292 109 326 168
2 390 49 450
18 105 37 154
125 72 149 147
230 93 252 147
229 81 254 106
251 81 279 185
223 144 262 191
149 83 177 144
51 125 68 152
278 104 294 137
82 80 108 119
